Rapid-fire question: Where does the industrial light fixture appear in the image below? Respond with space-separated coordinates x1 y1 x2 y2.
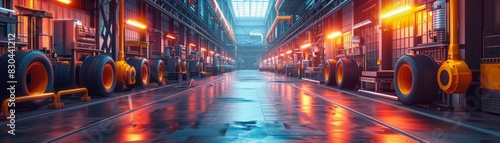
286 50 292 54
57 0 71 4
327 32 342 39
166 34 176 40
353 20 372 29
300 43 312 49
380 5 412 19
201 47 207 51
126 20 147 29
189 43 196 47
280 54 285 56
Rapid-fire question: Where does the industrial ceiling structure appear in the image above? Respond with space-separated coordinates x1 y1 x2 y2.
231 0 270 18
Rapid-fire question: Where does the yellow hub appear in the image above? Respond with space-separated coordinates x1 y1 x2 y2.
437 60 472 94
159 64 164 80
324 65 330 81
141 64 149 83
115 61 136 85
26 62 48 95
397 64 413 95
102 64 114 89
337 64 343 83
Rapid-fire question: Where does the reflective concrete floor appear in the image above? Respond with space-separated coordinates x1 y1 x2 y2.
1 70 500 143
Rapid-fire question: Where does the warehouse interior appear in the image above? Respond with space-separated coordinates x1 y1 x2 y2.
1 0 500 142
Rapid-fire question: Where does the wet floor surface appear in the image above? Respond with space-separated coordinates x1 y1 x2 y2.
2 70 500 143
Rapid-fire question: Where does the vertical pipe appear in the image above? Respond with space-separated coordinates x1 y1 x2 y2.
448 0 458 60
118 0 125 61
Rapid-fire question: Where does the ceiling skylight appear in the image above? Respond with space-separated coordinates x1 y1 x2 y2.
232 0 270 18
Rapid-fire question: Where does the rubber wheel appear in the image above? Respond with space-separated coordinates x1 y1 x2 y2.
53 64 73 90
394 54 439 105
0 50 54 109
126 58 149 87
81 55 117 96
149 60 164 84
336 58 358 89
324 59 338 86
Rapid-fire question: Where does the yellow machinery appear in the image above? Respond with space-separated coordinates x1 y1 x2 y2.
437 0 472 94
115 0 137 90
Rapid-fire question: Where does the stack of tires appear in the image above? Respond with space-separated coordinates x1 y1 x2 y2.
80 55 117 96
323 58 359 89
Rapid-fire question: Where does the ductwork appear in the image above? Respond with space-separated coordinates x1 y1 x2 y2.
208 0 236 43
250 30 264 44
265 0 292 44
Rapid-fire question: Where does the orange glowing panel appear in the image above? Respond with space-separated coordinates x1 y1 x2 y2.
57 0 71 4
286 50 292 54
301 43 312 49
327 32 342 39
166 34 176 40
126 20 147 29
380 5 412 19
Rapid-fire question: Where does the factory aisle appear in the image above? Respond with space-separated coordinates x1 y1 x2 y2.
50 70 414 143
2 70 500 143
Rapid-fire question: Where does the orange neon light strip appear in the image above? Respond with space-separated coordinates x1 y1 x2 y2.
300 43 312 49
57 0 71 4
380 5 412 19
126 20 147 29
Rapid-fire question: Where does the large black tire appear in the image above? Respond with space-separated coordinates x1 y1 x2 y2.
394 54 439 105
81 55 117 96
336 58 359 89
126 58 149 87
0 50 54 109
53 64 73 90
149 60 164 84
324 59 338 86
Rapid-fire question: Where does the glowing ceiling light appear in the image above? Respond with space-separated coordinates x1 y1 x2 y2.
57 0 71 4
280 54 285 56
327 32 342 39
300 43 312 49
126 20 147 29
201 47 207 51
189 43 196 47
166 34 176 40
286 50 292 54
380 5 412 19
